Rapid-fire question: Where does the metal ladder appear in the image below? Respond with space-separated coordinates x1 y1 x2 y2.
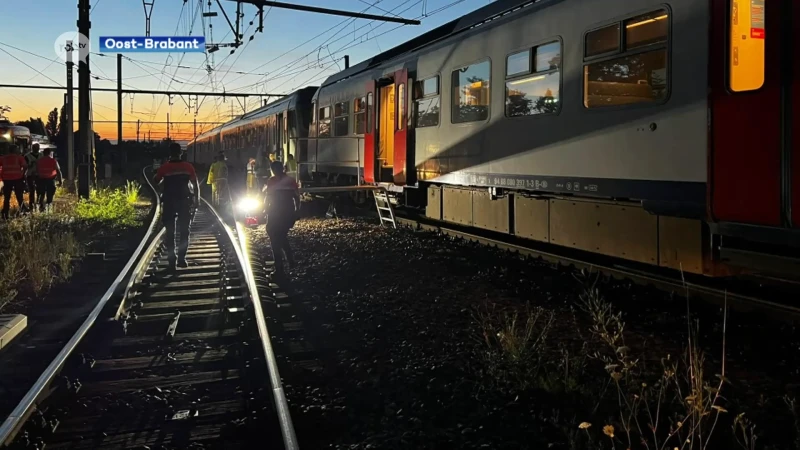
373 190 397 229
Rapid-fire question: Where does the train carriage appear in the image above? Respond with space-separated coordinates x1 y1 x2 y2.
189 0 800 278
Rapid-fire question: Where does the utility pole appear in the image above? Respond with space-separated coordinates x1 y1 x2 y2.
136 119 140 141
193 118 197 163
77 0 92 199
344 55 349 69
166 113 170 141
117 53 122 147
65 41 75 182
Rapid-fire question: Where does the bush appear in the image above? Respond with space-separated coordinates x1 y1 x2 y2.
74 187 138 226
0 218 84 311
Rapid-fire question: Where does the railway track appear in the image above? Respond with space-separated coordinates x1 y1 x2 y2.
0 175 297 450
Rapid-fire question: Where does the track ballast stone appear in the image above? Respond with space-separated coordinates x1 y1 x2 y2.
246 215 800 450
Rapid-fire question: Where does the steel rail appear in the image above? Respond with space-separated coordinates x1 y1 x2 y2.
394 216 800 321
201 198 300 450
0 166 162 446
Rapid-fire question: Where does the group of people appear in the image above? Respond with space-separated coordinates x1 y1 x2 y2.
156 145 300 275
0 143 63 219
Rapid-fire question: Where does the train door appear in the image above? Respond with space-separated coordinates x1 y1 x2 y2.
393 68 409 185
710 0 791 228
378 83 396 182
276 112 284 161
364 82 377 183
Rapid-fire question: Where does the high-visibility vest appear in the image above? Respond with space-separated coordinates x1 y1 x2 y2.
0 154 26 180
36 156 58 179
285 159 297 172
208 161 228 184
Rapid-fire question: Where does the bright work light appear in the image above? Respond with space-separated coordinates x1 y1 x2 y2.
237 196 261 214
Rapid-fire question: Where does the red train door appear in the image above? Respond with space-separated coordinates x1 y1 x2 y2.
394 69 409 185
709 0 783 226
364 80 377 183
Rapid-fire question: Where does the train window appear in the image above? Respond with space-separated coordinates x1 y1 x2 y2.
397 83 406 131
585 24 620 57
451 60 491 124
729 0 765 92
505 41 561 117
506 50 530 78
354 97 367 135
334 101 349 136
319 106 331 137
625 10 668 49
583 9 669 108
414 76 440 128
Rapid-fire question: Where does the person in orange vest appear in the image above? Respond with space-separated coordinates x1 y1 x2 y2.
154 143 200 270
35 147 63 213
0 144 27 220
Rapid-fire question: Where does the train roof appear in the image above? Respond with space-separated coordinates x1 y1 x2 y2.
319 0 545 88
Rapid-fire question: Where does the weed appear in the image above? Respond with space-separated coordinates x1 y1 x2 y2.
474 302 555 391
124 180 141 204
74 187 138 226
0 217 84 310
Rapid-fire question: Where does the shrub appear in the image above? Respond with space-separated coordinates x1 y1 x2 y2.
0 218 84 311
74 187 138 226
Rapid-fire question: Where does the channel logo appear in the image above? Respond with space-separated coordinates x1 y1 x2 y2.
54 31 90 64
99 36 205 53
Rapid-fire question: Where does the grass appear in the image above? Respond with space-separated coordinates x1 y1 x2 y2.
471 270 785 450
0 180 149 313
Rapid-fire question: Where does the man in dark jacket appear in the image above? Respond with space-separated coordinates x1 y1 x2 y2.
154 143 200 269
263 160 300 275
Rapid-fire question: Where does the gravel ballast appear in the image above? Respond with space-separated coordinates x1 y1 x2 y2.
246 212 800 450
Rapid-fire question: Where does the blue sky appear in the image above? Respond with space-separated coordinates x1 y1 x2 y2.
0 0 492 141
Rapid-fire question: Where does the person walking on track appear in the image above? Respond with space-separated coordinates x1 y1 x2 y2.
0 144 27 220
24 143 41 210
35 147 63 213
263 160 300 276
154 143 200 270
207 153 228 207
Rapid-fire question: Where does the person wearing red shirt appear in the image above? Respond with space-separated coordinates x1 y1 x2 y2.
154 143 200 269
35 147 63 213
0 145 28 220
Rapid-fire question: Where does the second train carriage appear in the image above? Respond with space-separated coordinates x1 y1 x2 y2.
187 87 317 175
187 0 800 278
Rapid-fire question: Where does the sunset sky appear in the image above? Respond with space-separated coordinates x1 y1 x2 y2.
0 0 488 143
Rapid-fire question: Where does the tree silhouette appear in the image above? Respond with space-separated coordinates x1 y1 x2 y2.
0 106 10 120
46 108 58 140
16 117 46 135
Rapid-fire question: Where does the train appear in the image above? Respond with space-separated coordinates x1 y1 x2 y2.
188 0 800 279
0 120 32 153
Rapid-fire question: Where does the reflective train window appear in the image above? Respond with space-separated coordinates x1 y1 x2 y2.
354 97 367 135
414 76 440 128
334 101 349 136
506 50 530 77
318 106 331 137
583 9 669 108
505 40 561 117
585 23 620 57
451 60 490 124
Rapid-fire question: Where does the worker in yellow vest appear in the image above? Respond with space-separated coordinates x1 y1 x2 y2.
246 158 257 195
207 153 229 207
